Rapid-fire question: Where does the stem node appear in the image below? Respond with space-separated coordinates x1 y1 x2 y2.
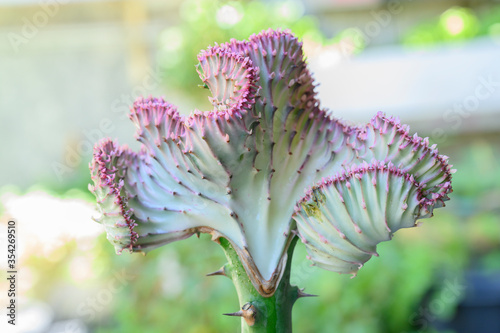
223 303 256 326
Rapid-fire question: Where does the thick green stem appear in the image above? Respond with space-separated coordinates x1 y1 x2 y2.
219 236 300 333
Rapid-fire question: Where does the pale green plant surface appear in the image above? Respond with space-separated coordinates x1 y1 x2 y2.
89 29 454 331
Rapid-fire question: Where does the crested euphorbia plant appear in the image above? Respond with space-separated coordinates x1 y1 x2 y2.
90 29 454 332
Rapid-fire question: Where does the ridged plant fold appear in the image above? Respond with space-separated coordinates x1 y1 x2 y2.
89 30 454 329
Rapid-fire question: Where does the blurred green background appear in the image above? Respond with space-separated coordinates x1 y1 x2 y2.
1 0 500 332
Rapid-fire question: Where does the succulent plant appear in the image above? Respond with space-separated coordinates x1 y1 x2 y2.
89 29 454 332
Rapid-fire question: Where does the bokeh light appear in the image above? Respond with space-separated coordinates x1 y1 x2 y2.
215 3 244 28
440 7 479 39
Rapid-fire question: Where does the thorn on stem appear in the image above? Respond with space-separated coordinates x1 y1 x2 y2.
297 288 318 298
223 310 243 317
206 266 227 277
223 303 256 326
